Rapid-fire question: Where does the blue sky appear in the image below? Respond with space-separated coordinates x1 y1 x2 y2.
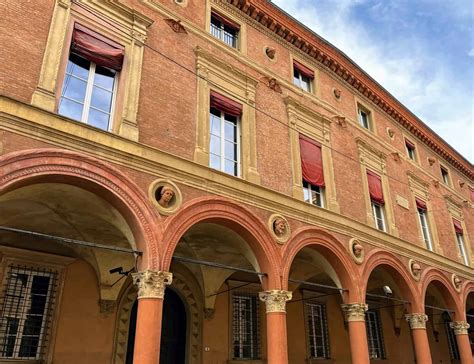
272 0 473 162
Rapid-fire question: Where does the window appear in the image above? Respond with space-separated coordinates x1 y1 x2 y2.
443 312 460 360
232 292 260 360
405 139 416 161
293 60 314 92
358 107 371 130
0 265 58 360
365 310 386 359
58 24 123 131
299 135 325 208
416 198 433 250
453 219 469 265
367 170 386 231
305 302 330 359
210 12 239 48
440 166 450 185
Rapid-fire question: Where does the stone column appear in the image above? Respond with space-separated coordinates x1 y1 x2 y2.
132 270 172 364
341 303 370 364
259 290 292 364
449 321 472 364
405 313 432 364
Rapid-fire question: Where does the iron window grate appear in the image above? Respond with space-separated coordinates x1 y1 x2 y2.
305 301 330 359
232 292 261 360
0 264 58 360
365 310 386 359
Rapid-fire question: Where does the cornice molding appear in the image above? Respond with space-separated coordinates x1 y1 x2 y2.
221 0 473 180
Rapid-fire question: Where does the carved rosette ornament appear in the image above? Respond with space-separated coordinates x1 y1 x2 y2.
341 303 368 322
259 290 292 313
449 321 470 335
132 270 173 299
405 313 428 329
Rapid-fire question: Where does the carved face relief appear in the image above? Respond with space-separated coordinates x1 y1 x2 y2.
353 243 363 257
158 186 174 208
265 47 276 60
453 275 462 290
333 88 341 99
411 262 421 276
273 218 286 236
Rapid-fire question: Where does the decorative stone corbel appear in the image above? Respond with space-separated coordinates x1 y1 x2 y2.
164 18 187 34
261 77 282 93
405 313 428 329
132 270 173 299
259 290 292 313
450 321 470 335
333 115 347 128
341 303 368 322
432 180 440 188
458 180 465 188
390 152 401 162
427 157 436 166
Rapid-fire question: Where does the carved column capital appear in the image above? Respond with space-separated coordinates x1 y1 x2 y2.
341 303 368 322
132 270 172 299
405 313 428 329
450 321 470 335
259 290 292 313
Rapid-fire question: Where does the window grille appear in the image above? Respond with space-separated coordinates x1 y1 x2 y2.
232 292 260 360
210 16 238 48
0 265 58 360
442 312 460 360
305 301 330 359
365 310 386 359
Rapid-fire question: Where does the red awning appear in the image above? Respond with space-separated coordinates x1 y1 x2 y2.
71 23 124 71
415 198 427 211
299 135 325 187
294 60 314 79
212 12 240 30
405 139 416 149
453 219 463 234
367 170 384 204
210 91 242 117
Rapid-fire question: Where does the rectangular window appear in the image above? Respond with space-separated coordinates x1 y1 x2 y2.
0 265 58 360
367 171 386 231
443 312 460 360
299 135 325 208
305 302 330 359
405 139 416 161
358 107 371 130
58 24 123 131
210 12 239 48
441 167 450 185
416 198 433 251
366 310 386 359
293 61 314 92
453 219 468 265
232 293 260 360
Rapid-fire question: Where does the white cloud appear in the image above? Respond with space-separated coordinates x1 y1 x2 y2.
272 0 473 162
468 49 474 57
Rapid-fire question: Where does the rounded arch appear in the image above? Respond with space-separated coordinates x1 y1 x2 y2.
161 196 281 289
281 227 359 301
421 268 463 319
361 249 421 311
0 148 161 268
462 281 474 308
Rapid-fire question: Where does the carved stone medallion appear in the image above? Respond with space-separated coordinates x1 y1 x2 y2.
268 214 290 244
348 238 364 264
149 179 183 216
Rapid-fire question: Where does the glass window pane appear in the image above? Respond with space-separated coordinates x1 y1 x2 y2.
224 160 237 176
94 66 115 90
67 54 90 79
224 121 236 141
210 135 221 156
90 86 113 112
61 76 87 103
225 141 236 160
210 154 220 170
210 114 221 136
88 109 110 130
58 98 84 121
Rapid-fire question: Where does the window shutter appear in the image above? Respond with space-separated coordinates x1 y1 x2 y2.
212 12 240 30
299 135 325 187
367 170 384 204
210 91 242 117
453 219 463 234
294 60 315 79
71 23 124 71
415 198 427 211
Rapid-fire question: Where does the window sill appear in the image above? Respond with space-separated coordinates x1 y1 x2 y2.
307 359 334 364
228 360 265 364
0 360 41 364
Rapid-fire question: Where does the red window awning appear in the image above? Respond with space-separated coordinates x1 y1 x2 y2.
212 12 240 30
210 91 242 117
71 23 124 71
453 219 463 234
367 170 384 204
405 139 416 149
294 60 314 79
415 198 427 211
299 135 325 187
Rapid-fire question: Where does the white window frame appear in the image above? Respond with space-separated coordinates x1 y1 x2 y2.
210 14 239 48
366 310 385 359
405 141 416 161
358 108 371 130
303 181 325 208
305 301 330 359
371 201 386 232
456 233 469 265
417 208 433 251
440 167 450 185
293 68 312 92
59 54 118 131
209 108 241 177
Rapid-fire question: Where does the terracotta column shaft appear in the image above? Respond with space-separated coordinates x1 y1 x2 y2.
341 303 370 364
259 290 292 364
131 270 173 364
405 313 432 364
450 321 472 364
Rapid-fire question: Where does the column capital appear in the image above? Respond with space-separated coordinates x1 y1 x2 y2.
341 303 368 322
132 270 172 299
450 321 470 335
405 313 428 329
259 290 292 313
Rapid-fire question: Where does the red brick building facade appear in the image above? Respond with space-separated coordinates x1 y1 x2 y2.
0 1 472 363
